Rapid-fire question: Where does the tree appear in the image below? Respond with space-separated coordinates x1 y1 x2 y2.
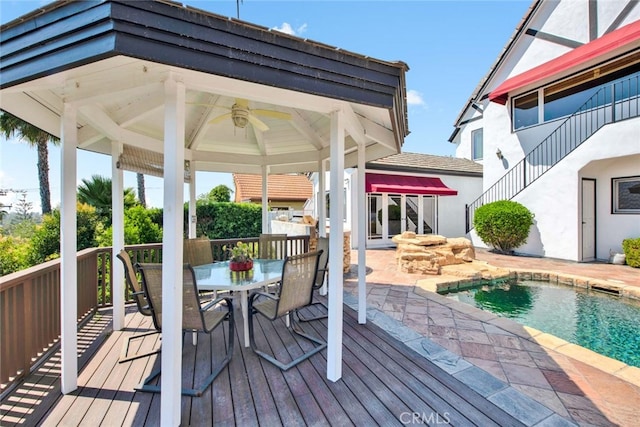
198 184 233 204
13 192 33 222
0 111 60 214
137 173 147 207
77 175 137 221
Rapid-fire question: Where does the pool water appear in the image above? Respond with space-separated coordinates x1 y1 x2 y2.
444 280 640 368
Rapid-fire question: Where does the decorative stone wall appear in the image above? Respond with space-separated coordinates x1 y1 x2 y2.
309 231 351 273
392 231 475 275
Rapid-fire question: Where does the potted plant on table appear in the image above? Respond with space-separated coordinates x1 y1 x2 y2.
229 241 254 271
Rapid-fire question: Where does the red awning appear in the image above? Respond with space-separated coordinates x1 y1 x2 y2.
489 20 640 104
365 173 458 196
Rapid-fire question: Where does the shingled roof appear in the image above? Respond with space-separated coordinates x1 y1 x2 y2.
367 152 483 176
233 174 313 202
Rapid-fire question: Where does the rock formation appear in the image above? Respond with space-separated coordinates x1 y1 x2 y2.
392 231 475 275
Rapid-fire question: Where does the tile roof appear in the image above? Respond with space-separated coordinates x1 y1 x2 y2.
233 173 313 202
366 152 483 176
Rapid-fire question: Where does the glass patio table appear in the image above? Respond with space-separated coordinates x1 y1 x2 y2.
193 259 284 347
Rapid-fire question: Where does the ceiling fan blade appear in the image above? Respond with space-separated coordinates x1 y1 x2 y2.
252 109 292 120
208 112 232 124
248 114 269 131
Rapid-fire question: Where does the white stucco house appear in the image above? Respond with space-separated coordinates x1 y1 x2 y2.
309 152 483 248
450 0 640 262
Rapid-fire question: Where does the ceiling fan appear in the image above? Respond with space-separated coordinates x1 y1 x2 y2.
193 98 291 131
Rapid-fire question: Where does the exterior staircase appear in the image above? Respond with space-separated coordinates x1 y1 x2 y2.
466 74 640 232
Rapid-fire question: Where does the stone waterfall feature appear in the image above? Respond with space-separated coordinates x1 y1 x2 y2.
392 232 476 275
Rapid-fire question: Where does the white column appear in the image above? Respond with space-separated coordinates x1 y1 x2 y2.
261 165 268 233
189 170 197 238
357 144 367 324
111 142 125 330
60 103 78 394
318 158 328 296
318 159 326 237
327 109 344 381
161 76 185 426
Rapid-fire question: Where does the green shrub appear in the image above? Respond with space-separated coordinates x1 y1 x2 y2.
184 202 261 239
29 203 100 264
622 237 640 268
96 205 163 246
0 235 31 276
474 200 534 254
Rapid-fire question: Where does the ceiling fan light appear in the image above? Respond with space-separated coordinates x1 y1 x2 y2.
231 104 249 128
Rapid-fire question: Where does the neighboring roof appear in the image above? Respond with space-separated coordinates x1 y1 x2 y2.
366 152 483 177
233 174 313 202
489 19 640 104
449 0 541 141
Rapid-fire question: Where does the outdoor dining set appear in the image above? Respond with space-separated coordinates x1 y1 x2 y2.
115 234 330 397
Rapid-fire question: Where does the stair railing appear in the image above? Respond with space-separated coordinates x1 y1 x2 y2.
466 74 639 232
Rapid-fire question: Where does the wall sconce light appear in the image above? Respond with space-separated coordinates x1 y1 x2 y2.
496 149 504 160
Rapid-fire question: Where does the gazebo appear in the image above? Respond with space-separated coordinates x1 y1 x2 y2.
0 1 408 424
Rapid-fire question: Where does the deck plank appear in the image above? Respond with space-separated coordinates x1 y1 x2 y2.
2 300 531 427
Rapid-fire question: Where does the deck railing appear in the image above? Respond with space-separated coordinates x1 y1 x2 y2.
0 248 99 393
0 235 309 394
466 74 640 231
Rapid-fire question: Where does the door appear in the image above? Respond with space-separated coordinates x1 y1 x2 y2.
366 193 438 246
581 178 596 261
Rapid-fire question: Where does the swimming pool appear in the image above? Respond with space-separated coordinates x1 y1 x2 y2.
443 280 640 368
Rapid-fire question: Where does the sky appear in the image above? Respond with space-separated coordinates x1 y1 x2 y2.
0 0 532 212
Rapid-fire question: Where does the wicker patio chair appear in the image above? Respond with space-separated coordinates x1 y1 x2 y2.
135 263 234 397
248 250 325 371
183 237 214 266
116 250 161 363
296 236 329 322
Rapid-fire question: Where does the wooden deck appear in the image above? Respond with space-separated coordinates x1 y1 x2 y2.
1 301 525 426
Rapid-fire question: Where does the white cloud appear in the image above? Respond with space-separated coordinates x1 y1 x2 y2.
406 89 426 107
271 22 307 36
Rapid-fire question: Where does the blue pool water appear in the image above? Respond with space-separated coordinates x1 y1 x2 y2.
444 280 640 368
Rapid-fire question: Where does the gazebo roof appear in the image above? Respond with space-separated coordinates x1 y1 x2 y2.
0 0 409 174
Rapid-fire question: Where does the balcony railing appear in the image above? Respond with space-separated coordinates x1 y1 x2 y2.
466 74 640 232
0 235 309 395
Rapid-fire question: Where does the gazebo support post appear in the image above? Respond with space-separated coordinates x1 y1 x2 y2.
261 165 269 232
112 141 125 330
60 103 78 394
188 170 197 238
357 142 367 324
327 109 345 381
318 158 327 295
160 76 186 426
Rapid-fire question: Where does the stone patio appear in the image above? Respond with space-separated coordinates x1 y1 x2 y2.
344 247 640 426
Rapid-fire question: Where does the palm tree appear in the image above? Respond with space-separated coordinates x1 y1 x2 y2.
137 173 146 207
0 111 60 214
77 175 137 220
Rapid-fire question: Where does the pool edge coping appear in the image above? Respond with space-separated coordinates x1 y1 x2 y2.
413 267 640 389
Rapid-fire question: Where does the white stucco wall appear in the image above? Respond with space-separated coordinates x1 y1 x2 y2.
581 153 640 259
458 1 640 261
436 174 483 238
312 169 482 248
511 116 640 261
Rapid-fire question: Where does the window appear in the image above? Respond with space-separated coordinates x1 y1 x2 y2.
513 92 539 130
471 128 483 160
510 55 640 130
612 176 640 214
